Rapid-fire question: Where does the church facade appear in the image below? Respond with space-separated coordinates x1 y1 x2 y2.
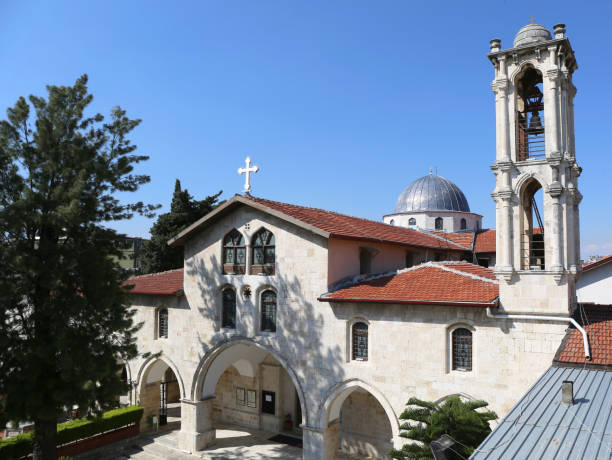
124 22 585 460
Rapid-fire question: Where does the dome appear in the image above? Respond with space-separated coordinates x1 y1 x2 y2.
394 174 470 213
513 24 552 47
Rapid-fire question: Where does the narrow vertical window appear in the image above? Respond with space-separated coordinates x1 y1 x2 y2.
158 308 168 339
460 218 467 230
252 228 275 275
261 290 277 332
352 322 368 361
452 328 472 371
223 229 246 274
435 217 443 231
222 288 236 329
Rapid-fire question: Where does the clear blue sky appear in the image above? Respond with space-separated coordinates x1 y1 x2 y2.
2 1 611 258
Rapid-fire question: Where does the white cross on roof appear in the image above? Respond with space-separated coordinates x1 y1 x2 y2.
238 156 259 194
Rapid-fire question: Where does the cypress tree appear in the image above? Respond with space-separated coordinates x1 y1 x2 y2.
0 75 157 459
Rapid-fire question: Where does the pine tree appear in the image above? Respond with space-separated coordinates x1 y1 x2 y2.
389 396 497 459
140 179 222 273
0 75 157 459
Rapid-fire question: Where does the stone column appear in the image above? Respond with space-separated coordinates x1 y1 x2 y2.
549 194 564 273
178 398 215 453
493 57 510 162
503 197 513 270
303 421 340 460
545 51 561 158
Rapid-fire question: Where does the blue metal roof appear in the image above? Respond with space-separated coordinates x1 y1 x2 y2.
470 366 612 460
394 174 470 213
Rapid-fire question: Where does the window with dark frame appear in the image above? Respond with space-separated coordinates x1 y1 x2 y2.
408 217 417 226
352 322 368 361
223 229 246 274
460 218 467 230
252 228 275 275
359 249 372 275
435 217 443 231
452 328 472 371
261 290 277 332
159 308 168 339
222 288 236 329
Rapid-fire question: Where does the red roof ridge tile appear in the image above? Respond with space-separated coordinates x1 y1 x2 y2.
128 267 184 281
583 254 612 272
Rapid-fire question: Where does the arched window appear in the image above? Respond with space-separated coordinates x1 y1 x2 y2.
408 218 417 226
252 228 275 275
261 290 277 332
460 218 467 230
520 179 545 270
515 66 544 161
389 219 395 226
352 322 368 361
158 308 168 339
223 229 246 274
435 217 443 231
452 328 472 371
222 288 236 329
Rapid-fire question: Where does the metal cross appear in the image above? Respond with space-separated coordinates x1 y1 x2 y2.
238 156 259 194
529 15 535 24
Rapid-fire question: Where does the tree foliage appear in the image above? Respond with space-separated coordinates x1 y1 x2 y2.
0 75 157 459
140 179 222 273
389 396 497 460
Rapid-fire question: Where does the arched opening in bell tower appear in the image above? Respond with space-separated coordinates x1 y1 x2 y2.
519 178 545 270
515 66 545 160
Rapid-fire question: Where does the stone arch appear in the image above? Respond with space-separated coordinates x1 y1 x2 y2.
516 175 547 270
510 59 545 83
190 337 308 426
136 354 186 400
435 393 477 405
317 379 400 438
513 172 548 196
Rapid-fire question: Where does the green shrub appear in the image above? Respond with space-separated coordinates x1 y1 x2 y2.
0 406 144 459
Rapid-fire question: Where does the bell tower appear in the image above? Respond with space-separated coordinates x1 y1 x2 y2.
488 23 581 315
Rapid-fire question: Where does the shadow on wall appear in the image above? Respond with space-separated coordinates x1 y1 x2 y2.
185 251 347 427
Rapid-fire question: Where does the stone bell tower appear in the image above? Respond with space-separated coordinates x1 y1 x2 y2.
488 23 581 315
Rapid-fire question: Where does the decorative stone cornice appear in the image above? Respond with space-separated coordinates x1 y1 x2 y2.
494 266 514 282
491 79 509 94
547 182 563 197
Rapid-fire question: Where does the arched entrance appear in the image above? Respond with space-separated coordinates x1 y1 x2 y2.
179 339 306 453
137 357 185 432
318 380 399 460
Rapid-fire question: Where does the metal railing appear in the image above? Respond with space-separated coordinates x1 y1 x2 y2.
517 109 545 160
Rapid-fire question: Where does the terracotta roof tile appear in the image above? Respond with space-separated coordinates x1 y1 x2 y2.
474 229 496 253
243 195 469 251
320 262 499 306
430 231 475 250
556 304 612 367
583 254 612 272
124 269 184 295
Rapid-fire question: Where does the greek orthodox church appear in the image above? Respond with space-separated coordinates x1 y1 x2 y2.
122 23 600 459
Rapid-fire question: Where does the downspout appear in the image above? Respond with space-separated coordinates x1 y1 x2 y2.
486 308 591 360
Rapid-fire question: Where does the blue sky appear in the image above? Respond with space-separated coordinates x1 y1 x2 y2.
1 1 611 258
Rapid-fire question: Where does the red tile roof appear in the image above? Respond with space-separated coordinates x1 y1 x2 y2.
124 269 184 295
556 304 612 367
430 231 475 250
319 262 499 306
242 195 469 251
583 255 612 272
474 229 496 253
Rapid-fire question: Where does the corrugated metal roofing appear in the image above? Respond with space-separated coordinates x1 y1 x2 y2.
470 366 612 460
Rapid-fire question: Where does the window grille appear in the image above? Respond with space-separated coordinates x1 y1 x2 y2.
223 229 246 268
261 290 277 332
252 228 275 265
452 328 472 371
352 322 368 360
159 308 168 338
222 288 236 329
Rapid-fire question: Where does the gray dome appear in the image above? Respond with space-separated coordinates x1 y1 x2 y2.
514 24 552 47
394 174 470 213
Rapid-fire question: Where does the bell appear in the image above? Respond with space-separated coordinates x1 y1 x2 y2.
529 111 542 130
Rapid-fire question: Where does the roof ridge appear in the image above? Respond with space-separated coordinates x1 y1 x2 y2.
129 267 184 280
433 262 499 285
243 194 466 250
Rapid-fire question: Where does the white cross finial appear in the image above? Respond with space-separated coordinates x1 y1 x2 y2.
238 156 259 194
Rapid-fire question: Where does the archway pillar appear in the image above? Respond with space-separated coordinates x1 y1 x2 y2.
177 397 215 453
303 420 339 460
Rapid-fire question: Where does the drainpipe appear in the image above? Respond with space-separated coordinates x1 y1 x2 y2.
486 308 591 360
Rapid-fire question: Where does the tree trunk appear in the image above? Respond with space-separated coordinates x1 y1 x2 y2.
32 418 57 460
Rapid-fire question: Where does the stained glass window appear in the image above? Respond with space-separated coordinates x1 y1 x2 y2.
159 308 168 338
352 322 368 360
261 290 277 332
222 288 236 329
223 229 245 266
252 228 275 265
452 328 472 371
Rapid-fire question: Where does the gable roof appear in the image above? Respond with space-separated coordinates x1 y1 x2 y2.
319 262 499 306
474 229 496 253
124 269 184 296
554 304 612 368
168 194 470 251
470 366 612 460
583 255 612 272
429 230 475 250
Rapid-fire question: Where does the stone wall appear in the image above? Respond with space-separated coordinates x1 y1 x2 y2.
213 365 259 428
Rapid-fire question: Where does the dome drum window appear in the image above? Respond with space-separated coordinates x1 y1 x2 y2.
223 229 246 275
251 228 275 275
